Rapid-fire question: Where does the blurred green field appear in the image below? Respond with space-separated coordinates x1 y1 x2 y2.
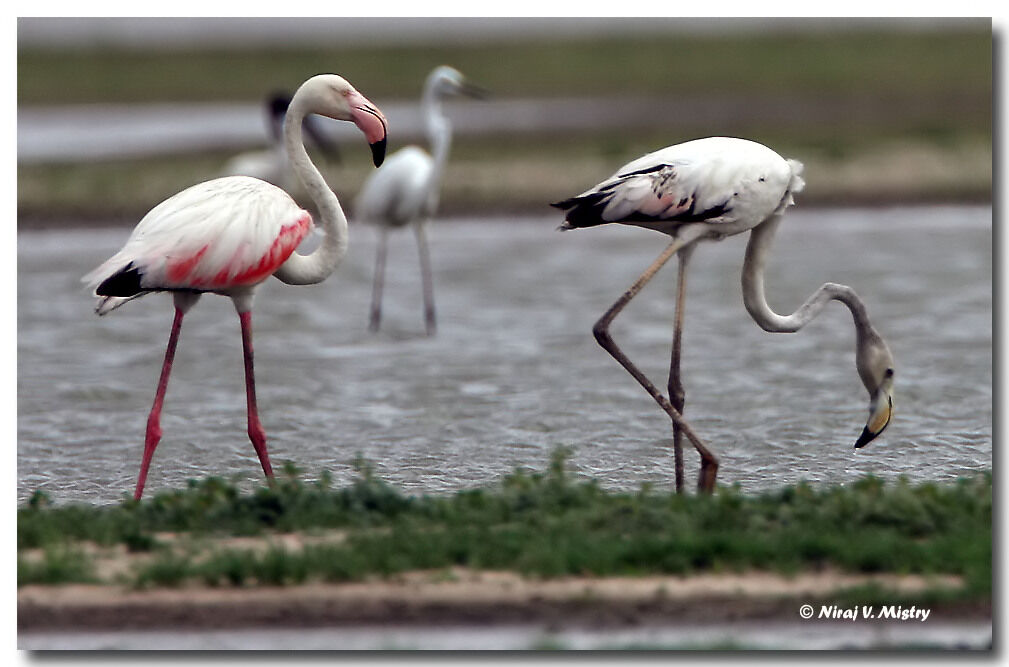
17 27 992 104
17 25 992 223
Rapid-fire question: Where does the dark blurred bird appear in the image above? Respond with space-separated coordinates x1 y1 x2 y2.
223 91 341 191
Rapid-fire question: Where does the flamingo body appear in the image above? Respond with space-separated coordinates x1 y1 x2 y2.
555 137 800 236
355 146 434 228
84 177 312 309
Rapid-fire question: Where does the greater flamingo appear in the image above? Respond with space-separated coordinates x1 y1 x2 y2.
355 66 486 335
552 137 895 493
222 91 340 189
83 74 388 500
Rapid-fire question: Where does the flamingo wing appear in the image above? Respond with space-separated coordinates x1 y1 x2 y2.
354 146 435 227
553 137 800 232
84 176 312 302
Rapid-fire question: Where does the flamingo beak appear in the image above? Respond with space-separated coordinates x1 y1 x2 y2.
458 80 491 100
369 134 387 168
346 91 388 167
854 383 893 449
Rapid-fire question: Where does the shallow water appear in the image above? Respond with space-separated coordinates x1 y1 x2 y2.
17 207 992 504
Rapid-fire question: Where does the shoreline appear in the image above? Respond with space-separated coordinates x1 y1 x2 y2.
17 569 987 632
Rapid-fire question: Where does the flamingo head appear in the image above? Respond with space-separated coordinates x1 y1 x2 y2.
296 74 388 167
427 65 491 101
854 334 895 449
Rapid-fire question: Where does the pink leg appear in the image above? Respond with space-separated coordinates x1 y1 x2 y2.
135 307 185 500
239 310 274 480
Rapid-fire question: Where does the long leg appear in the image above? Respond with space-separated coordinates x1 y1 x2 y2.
414 221 437 335
369 226 389 333
135 307 185 500
592 239 718 492
668 245 695 494
238 310 274 480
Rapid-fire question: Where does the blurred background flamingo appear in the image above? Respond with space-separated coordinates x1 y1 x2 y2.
355 65 487 335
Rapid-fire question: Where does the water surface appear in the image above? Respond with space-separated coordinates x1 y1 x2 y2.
17 207 992 504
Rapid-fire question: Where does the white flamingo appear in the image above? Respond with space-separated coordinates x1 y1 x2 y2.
222 91 340 190
552 137 895 493
83 74 388 500
355 65 486 335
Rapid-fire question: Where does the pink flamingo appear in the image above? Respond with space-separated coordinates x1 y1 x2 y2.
83 74 388 500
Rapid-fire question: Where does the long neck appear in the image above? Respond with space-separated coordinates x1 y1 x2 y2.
272 99 348 285
741 214 878 345
422 86 452 200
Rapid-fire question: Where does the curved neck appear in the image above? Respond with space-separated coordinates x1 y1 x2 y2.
273 99 348 285
741 215 878 345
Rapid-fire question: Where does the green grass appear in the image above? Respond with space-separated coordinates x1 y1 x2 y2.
17 546 97 586
18 450 992 597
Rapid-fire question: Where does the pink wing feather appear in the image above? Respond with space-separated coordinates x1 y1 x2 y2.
84 177 312 297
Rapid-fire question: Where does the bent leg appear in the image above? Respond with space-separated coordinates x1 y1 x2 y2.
593 239 718 492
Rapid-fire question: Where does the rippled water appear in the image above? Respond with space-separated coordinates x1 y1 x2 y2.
17 207 992 505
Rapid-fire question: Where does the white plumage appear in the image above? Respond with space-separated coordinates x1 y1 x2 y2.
355 65 487 335
355 146 433 226
556 137 802 236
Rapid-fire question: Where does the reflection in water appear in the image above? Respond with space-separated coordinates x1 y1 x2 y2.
17 207 992 504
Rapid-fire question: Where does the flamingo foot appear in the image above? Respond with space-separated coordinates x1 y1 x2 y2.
697 458 719 494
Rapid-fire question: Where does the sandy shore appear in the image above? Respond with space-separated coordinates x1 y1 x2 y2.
18 568 986 632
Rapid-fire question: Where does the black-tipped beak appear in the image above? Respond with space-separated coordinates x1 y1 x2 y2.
370 137 386 167
854 425 880 449
854 391 892 450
